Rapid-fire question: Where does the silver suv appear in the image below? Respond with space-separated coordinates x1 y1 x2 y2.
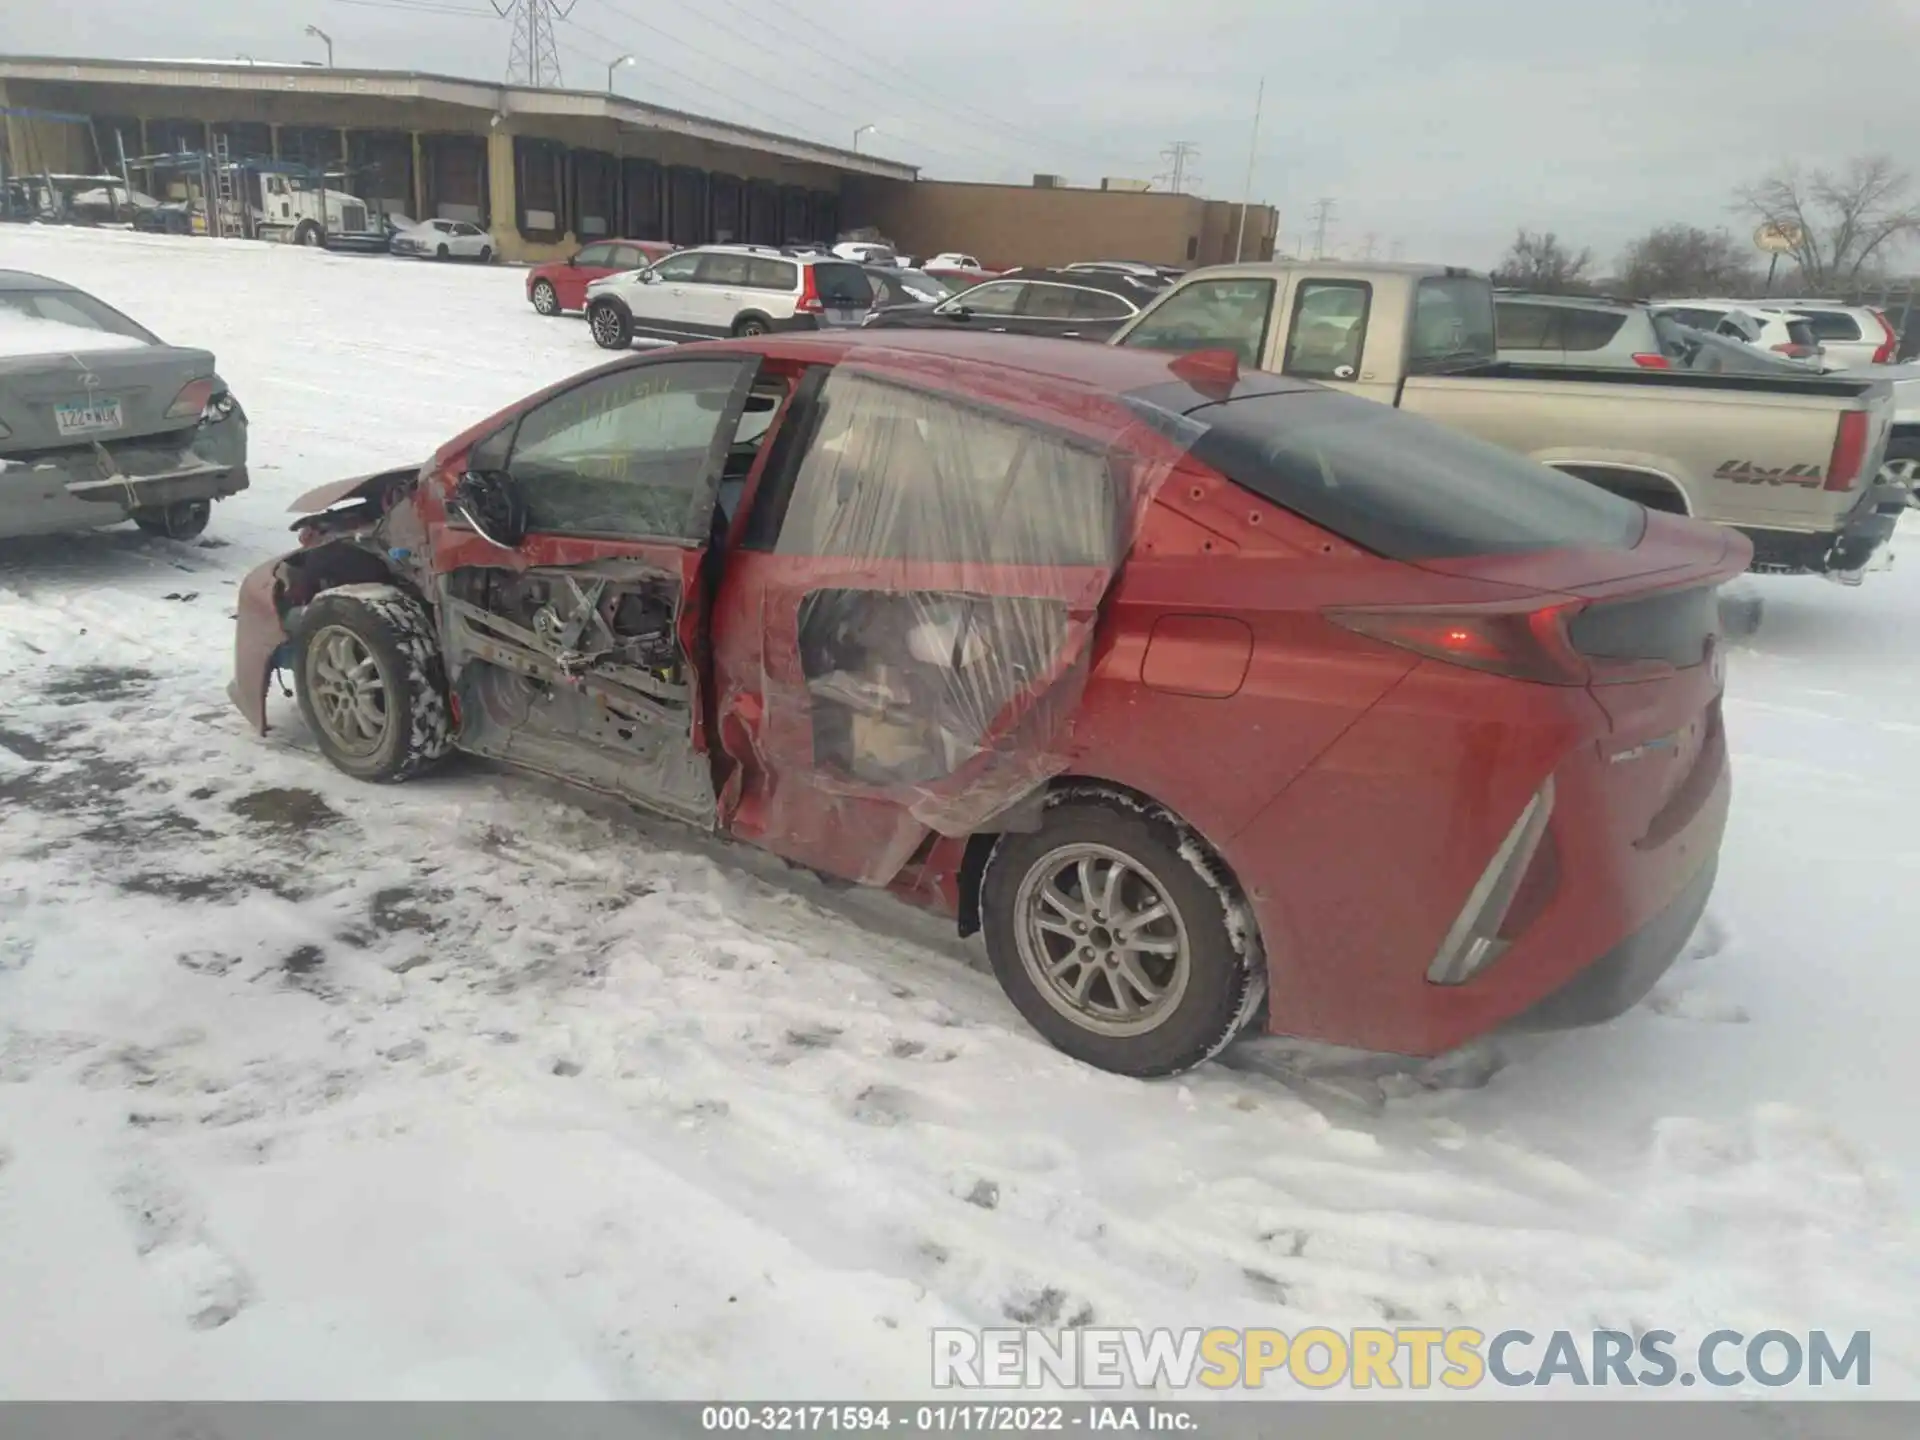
585 245 876 349
1494 292 1672 368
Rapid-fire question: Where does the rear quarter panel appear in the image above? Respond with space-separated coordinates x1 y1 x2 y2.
1400 374 1879 533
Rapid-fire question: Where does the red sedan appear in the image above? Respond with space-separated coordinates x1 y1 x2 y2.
231 332 1745 1077
527 239 677 316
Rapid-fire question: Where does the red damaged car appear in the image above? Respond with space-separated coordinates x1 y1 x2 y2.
232 331 1746 1077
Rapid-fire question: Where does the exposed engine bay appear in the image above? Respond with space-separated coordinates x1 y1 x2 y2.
439 561 714 823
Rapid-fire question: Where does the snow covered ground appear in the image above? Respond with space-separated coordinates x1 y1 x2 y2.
0 228 1915 1400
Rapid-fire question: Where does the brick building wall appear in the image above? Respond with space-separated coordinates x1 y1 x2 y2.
844 177 1277 270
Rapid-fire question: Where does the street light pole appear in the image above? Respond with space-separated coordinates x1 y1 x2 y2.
608 54 636 92
304 26 333 67
1234 77 1263 262
853 123 878 152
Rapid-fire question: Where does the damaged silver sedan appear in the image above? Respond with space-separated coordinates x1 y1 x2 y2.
0 269 248 541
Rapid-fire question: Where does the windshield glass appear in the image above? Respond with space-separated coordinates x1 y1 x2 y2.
1408 276 1498 372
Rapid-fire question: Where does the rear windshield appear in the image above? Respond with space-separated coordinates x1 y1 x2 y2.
1796 310 1863 342
1131 388 1645 560
1408 277 1498 373
0 287 155 345
811 261 874 306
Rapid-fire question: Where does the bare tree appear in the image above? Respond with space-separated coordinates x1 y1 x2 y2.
1491 229 1594 293
1734 156 1920 292
1618 224 1759 298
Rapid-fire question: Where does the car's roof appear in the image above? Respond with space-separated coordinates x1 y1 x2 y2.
0 269 69 293
667 327 1317 413
1495 292 1641 312
987 267 1162 299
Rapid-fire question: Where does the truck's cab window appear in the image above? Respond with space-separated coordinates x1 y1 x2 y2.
1283 281 1371 379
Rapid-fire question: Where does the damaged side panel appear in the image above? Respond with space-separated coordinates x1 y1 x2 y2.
438 559 714 826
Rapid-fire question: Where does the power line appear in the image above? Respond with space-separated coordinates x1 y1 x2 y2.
492 0 573 86
1309 196 1336 258
329 0 499 18
1156 141 1200 194
561 5 988 172
700 0 1147 174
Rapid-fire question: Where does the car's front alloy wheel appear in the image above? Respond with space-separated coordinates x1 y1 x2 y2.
293 585 452 783
532 280 560 315
981 793 1265 1077
588 301 632 350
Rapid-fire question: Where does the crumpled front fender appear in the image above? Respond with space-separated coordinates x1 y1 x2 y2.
230 557 290 734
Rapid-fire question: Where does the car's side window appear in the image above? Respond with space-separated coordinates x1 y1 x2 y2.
1019 284 1079 320
699 253 754 287
745 257 799 291
1283 280 1371 380
574 243 614 267
506 359 750 542
944 281 1025 316
1069 289 1133 321
1495 302 1561 351
1118 278 1276 368
768 371 1117 787
772 372 1115 567
650 253 704 283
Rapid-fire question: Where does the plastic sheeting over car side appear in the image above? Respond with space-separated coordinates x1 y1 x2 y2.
748 364 1180 883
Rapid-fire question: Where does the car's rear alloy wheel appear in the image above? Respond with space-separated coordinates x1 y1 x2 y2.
532 280 560 315
1879 438 1920 508
293 586 452 783
589 301 633 350
982 797 1263 1077
733 316 770 337
133 499 211 540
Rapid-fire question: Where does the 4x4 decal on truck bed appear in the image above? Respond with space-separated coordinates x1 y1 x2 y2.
1714 460 1824 488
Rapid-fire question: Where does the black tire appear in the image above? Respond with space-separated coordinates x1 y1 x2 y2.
292 585 453 784
732 314 771 337
479 245 493 264
980 791 1264 1077
436 243 450 260
1878 435 1920 509
588 299 634 350
132 499 210 541
531 280 560 315
295 222 322 248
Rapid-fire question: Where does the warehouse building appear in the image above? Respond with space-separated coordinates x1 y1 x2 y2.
0 55 1276 270
0 56 914 260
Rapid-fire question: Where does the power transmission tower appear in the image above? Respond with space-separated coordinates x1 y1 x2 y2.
492 0 575 88
1156 141 1202 195
1309 197 1336 258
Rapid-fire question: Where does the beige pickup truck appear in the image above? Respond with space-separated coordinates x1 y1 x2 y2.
1109 261 1907 579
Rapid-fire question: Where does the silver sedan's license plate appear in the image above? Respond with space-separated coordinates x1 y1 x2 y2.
54 398 124 436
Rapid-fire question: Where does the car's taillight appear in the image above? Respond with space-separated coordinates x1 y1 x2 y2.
1326 601 1590 685
166 378 218 419
1631 352 1670 369
1871 310 1898 364
795 267 824 315
1825 409 1871 492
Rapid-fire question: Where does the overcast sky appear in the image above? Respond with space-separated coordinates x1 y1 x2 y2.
8 0 1916 265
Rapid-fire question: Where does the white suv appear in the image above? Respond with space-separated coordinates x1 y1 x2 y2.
1651 300 1824 365
584 245 878 349
1759 300 1899 368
